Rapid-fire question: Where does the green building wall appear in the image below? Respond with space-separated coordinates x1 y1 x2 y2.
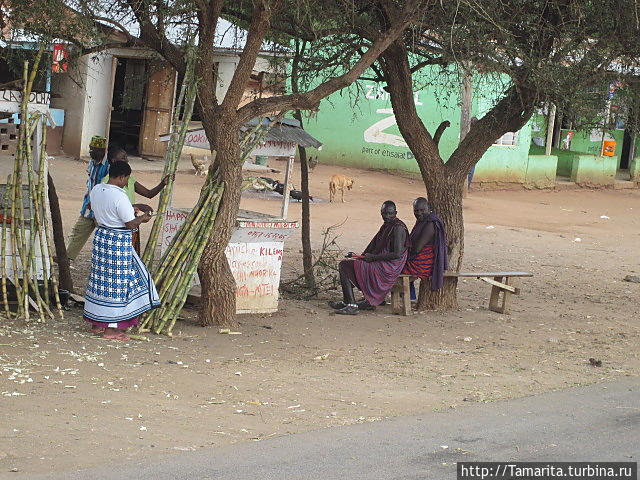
304 77 534 185
529 110 640 176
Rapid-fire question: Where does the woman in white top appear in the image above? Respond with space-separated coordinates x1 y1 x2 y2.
83 161 160 341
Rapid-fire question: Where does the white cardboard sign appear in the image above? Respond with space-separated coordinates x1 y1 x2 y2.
160 208 298 313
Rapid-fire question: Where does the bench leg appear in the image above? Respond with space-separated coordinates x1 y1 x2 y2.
401 275 412 316
488 276 517 314
391 283 402 314
391 276 412 316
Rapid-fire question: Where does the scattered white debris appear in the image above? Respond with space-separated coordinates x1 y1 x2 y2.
486 225 495 229
573 238 582 242
600 215 610 219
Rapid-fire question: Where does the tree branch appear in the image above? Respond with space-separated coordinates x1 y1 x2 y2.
222 0 274 110
91 15 136 42
410 56 447 72
236 0 420 123
446 84 537 175
125 0 186 74
379 40 444 176
433 120 450 145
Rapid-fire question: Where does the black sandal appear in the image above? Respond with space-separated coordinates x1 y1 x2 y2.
328 301 347 309
335 304 359 315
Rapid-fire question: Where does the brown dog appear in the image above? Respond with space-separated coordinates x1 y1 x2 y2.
329 174 354 203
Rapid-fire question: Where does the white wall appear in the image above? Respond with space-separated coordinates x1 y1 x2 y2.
81 52 115 156
50 59 88 158
50 52 114 158
215 58 239 101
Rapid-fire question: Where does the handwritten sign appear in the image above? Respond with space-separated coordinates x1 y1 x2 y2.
159 208 298 313
232 220 298 243
164 130 297 157
225 241 284 313
160 208 190 254
160 208 200 286
0 90 50 114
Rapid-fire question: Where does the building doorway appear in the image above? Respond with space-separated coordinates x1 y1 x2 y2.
620 129 633 171
108 57 147 155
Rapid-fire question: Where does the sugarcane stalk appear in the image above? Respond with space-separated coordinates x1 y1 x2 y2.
155 194 217 293
34 122 62 318
152 191 215 283
23 115 47 321
140 199 215 331
157 191 223 335
1 47 58 321
152 211 217 333
142 44 198 268
142 186 222 333
10 61 29 318
0 181 11 318
39 156 63 318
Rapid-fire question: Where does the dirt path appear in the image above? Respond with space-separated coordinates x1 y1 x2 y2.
0 157 638 477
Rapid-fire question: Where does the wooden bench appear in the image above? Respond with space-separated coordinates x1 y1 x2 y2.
391 271 533 316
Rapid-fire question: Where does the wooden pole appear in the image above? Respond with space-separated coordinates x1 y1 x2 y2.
280 155 294 219
545 104 556 156
460 66 473 196
47 173 73 292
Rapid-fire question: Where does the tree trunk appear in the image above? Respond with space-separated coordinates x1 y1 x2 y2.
416 172 465 310
197 120 243 328
297 144 316 290
380 40 537 311
47 173 73 292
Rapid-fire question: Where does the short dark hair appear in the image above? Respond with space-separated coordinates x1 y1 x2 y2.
108 145 127 162
414 197 432 210
382 200 396 210
109 160 131 178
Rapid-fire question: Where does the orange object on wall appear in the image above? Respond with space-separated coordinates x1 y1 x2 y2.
602 140 617 157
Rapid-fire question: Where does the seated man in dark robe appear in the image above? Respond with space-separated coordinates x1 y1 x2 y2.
402 197 448 299
329 200 410 315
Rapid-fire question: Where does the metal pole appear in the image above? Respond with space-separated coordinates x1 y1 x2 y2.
545 104 556 156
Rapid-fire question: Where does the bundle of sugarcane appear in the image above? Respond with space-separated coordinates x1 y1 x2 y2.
0 50 63 321
141 45 198 269
138 176 223 335
138 117 280 335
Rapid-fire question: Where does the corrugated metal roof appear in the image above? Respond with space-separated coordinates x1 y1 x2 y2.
242 117 322 148
162 117 322 149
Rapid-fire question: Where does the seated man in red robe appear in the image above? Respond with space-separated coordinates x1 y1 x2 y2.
329 201 410 315
402 197 448 299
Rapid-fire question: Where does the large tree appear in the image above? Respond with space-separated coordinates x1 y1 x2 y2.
289 0 640 309
8 0 428 326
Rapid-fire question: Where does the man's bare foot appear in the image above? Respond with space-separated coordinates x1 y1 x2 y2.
102 328 129 341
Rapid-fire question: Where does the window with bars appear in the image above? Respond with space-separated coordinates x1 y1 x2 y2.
493 131 519 146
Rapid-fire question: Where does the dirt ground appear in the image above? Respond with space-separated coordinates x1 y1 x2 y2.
0 156 639 477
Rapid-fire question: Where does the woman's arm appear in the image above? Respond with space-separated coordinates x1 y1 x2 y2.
124 213 152 230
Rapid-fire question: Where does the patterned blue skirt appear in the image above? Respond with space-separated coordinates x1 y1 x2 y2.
83 227 160 325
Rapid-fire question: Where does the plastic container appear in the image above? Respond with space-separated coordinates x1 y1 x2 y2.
602 140 617 157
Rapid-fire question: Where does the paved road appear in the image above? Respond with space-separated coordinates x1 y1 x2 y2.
34 379 639 480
